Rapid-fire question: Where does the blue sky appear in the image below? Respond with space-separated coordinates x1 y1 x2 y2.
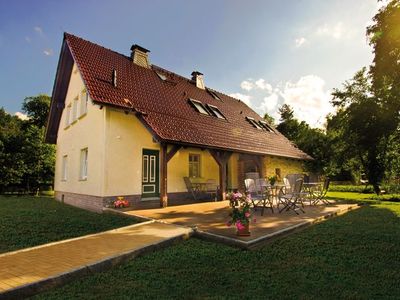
0 0 380 127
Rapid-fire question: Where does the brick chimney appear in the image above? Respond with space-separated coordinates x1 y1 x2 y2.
130 44 150 68
191 71 205 89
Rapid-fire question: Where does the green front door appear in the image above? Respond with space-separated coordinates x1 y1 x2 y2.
142 149 160 198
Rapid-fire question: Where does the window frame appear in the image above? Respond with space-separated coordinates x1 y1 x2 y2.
64 104 72 128
246 116 263 130
189 99 210 115
61 155 68 181
79 148 88 181
80 89 88 117
206 104 226 120
72 96 78 123
207 89 222 101
189 153 201 178
259 120 274 132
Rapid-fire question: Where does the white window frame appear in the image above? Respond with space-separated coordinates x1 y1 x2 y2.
206 104 226 119
189 99 210 115
61 155 68 181
189 153 201 178
65 104 71 128
80 89 88 117
72 96 78 122
80 148 88 180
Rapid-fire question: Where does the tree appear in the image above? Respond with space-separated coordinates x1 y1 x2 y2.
331 68 396 194
263 113 275 126
22 94 51 127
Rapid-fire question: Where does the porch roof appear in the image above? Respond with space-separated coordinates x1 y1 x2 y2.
46 33 312 161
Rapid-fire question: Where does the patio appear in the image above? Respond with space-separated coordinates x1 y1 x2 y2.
124 200 360 249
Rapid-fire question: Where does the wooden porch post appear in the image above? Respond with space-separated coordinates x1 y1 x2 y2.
160 143 182 208
209 149 232 201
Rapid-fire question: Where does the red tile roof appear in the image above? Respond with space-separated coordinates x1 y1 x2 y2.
47 33 312 160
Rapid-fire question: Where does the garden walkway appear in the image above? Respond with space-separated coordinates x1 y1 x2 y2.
0 221 192 299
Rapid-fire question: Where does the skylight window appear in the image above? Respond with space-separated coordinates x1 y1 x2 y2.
246 117 263 129
155 72 167 81
259 120 274 132
207 89 222 101
207 104 226 119
189 99 210 115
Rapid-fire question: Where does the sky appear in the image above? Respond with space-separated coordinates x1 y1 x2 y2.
0 0 382 128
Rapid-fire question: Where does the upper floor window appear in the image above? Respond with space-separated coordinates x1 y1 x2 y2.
72 97 78 122
64 104 71 128
207 89 222 101
80 89 88 117
246 117 263 130
189 154 201 178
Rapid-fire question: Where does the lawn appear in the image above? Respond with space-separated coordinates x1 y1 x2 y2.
35 195 400 299
0 196 138 254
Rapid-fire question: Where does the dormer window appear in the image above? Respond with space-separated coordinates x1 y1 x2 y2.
189 99 209 115
206 104 226 119
246 117 263 129
259 120 274 132
207 89 222 101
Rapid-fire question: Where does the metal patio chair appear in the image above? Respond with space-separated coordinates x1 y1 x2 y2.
278 178 306 215
245 178 273 215
184 177 199 201
312 177 331 205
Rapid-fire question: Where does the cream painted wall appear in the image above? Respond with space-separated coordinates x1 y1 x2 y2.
54 63 105 196
103 108 160 196
228 153 239 189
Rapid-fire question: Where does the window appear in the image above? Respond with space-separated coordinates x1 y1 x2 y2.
189 154 201 178
259 120 274 132
72 97 78 122
206 104 226 119
80 148 88 180
80 89 88 116
155 71 167 81
207 89 222 101
61 155 68 181
246 117 263 129
189 99 210 115
65 104 71 128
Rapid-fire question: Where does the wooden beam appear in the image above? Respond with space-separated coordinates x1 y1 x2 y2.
209 149 232 201
166 144 182 163
160 143 168 208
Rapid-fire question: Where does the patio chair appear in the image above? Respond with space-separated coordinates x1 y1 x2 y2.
278 178 306 215
312 178 331 205
204 179 218 201
245 178 273 215
184 177 199 201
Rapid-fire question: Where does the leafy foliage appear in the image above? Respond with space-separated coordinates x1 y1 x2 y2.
0 94 55 192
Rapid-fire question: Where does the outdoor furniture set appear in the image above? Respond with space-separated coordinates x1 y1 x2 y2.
243 175 331 216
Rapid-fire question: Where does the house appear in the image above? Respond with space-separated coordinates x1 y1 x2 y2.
45 33 312 212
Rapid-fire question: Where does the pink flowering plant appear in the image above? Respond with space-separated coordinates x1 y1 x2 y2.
113 196 130 208
226 192 255 230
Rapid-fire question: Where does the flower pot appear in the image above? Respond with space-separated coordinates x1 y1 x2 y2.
236 223 251 236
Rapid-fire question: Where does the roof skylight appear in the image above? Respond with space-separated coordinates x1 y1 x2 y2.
155 72 167 81
207 89 222 101
189 99 210 115
207 104 226 119
246 117 263 130
259 120 274 132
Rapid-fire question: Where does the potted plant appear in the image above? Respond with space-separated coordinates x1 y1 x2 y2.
268 175 277 186
113 196 130 208
226 192 255 236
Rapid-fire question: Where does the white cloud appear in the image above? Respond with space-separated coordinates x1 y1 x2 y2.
316 22 347 39
240 80 254 91
279 75 334 128
43 48 53 56
255 79 273 93
15 112 29 120
229 93 252 106
34 26 44 36
25 36 31 43
259 93 279 113
295 37 306 48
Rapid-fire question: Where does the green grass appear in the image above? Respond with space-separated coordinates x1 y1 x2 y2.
0 196 138 253
35 194 400 299
327 191 400 203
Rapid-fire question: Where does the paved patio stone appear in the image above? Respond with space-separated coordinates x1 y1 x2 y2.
0 221 192 298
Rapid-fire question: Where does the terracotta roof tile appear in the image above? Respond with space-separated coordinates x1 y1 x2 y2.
62 33 311 160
